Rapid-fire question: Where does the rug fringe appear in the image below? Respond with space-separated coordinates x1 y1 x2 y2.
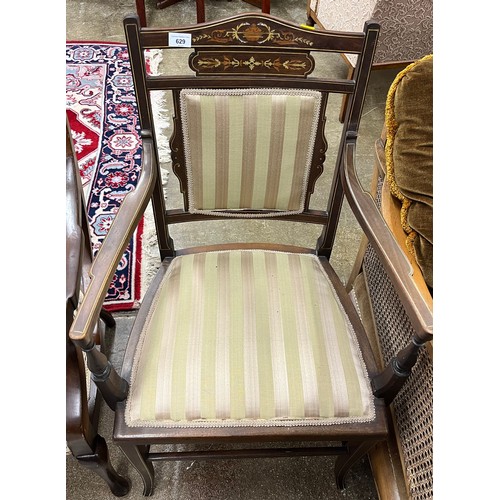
151 90 171 165
140 49 171 300
147 49 171 165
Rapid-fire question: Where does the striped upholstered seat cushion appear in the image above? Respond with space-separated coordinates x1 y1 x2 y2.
126 250 375 428
179 88 322 216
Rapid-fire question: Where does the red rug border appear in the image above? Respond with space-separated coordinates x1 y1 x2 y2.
103 216 144 312
67 41 146 312
66 40 127 44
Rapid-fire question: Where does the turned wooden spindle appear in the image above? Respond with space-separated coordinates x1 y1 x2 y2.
80 340 129 410
371 334 426 405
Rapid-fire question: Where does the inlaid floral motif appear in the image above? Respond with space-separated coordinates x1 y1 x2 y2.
193 53 311 75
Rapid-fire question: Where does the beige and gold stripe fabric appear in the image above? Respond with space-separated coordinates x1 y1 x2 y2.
179 89 322 216
126 250 375 428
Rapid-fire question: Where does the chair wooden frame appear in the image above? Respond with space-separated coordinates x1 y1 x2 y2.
363 141 432 500
66 122 130 496
305 0 432 123
68 13 432 496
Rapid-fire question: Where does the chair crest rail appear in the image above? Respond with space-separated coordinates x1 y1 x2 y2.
132 13 369 53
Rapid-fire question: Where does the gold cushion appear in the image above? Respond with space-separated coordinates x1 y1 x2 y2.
126 250 375 428
180 88 322 216
385 54 433 289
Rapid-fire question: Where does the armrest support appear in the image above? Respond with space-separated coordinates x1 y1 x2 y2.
341 136 432 343
69 137 157 348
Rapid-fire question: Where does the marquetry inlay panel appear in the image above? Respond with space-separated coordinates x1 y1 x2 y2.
189 50 314 76
191 21 315 47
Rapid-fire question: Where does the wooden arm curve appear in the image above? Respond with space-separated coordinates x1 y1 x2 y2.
341 137 432 343
69 137 157 347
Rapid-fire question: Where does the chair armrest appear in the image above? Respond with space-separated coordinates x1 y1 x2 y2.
69 137 157 347
341 136 432 343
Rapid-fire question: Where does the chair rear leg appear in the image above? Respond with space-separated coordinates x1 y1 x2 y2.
77 434 130 497
100 308 115 328
334 441 375 490
119 444 155 496
135 0 147 27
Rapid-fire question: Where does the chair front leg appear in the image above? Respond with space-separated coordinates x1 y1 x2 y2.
119 444 155 496
334 441 376 490
76 434 131 497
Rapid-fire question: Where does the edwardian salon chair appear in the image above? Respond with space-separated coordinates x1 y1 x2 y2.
69 13 433 496
66 122 130 496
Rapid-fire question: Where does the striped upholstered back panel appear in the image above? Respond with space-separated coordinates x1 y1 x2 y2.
179 89 322 216
126 250 375 428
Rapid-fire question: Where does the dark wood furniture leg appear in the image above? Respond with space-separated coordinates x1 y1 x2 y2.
135 0 147 27
119 444 155 496
76 435 131 497
67 328 130 497
196 0 205 23
334 441 375 490
100 308 116 328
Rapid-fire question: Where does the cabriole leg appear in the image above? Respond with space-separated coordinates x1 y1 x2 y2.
119 444 155 496
77 434 130 497
334 441 374 490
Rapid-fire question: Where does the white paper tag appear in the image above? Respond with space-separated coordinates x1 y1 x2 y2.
168 32 192 48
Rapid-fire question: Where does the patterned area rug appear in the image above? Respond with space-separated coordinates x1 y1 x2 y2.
66 42 165 311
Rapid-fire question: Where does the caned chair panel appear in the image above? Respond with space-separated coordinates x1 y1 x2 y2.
361 175 433 499
363 243 433 499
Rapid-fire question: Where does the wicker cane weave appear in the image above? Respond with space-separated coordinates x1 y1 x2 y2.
361 178 433 499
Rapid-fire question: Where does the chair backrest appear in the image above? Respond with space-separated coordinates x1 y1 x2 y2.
123 13 379 258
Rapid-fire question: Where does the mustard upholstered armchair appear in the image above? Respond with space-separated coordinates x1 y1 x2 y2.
346 55 433 499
